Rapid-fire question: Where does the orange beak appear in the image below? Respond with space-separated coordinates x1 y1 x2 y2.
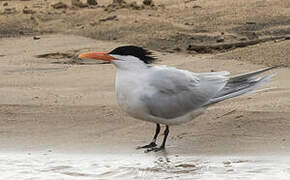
78 52 117 62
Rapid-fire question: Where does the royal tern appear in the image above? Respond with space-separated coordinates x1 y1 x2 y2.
78 46 274 152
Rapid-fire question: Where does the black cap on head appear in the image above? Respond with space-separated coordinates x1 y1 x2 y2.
109 45 156 64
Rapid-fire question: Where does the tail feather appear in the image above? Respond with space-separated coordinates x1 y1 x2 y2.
206 67 275 106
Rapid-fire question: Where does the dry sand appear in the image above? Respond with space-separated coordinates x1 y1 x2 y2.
1 0 290 58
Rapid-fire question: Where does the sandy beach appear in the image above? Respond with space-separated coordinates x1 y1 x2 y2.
0 0 290 179
0 34 290 179
0 34 289 154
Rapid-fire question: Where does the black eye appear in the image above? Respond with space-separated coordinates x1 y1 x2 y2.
109 46 156 64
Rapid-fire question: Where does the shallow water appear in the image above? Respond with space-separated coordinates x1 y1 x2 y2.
1 152 289 180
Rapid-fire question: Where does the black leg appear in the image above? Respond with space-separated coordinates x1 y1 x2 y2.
145 125 169 152
160 125 169 149
136 124 160 149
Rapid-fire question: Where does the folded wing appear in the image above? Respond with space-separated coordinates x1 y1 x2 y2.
140 66 229 119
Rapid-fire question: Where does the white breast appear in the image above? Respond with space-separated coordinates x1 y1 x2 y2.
115 69 152 120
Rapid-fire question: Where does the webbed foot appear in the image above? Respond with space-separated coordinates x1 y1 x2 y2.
136 142 157 149
144 146 165 153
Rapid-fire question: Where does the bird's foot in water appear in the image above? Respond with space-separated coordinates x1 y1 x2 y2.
136 142 157 149
144 146 165 153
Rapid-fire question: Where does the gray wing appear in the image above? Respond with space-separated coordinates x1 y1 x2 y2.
140 66 228 119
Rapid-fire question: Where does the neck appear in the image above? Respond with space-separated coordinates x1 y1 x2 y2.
111 55 149 71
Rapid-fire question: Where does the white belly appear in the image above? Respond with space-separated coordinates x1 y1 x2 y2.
116 86 205 125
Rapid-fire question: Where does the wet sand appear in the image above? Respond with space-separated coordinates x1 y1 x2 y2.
0 34 290 179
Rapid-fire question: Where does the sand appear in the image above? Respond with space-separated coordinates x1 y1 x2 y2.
1 0 290 58
0 34 290 179
0 34 289 156
0 0 290 178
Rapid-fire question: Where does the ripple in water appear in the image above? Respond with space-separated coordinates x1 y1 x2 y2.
0 153 289 180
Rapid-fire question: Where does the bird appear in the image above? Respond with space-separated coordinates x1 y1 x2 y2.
78 45 274 152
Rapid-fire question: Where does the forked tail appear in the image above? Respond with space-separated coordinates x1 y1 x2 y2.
206 67 276 106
